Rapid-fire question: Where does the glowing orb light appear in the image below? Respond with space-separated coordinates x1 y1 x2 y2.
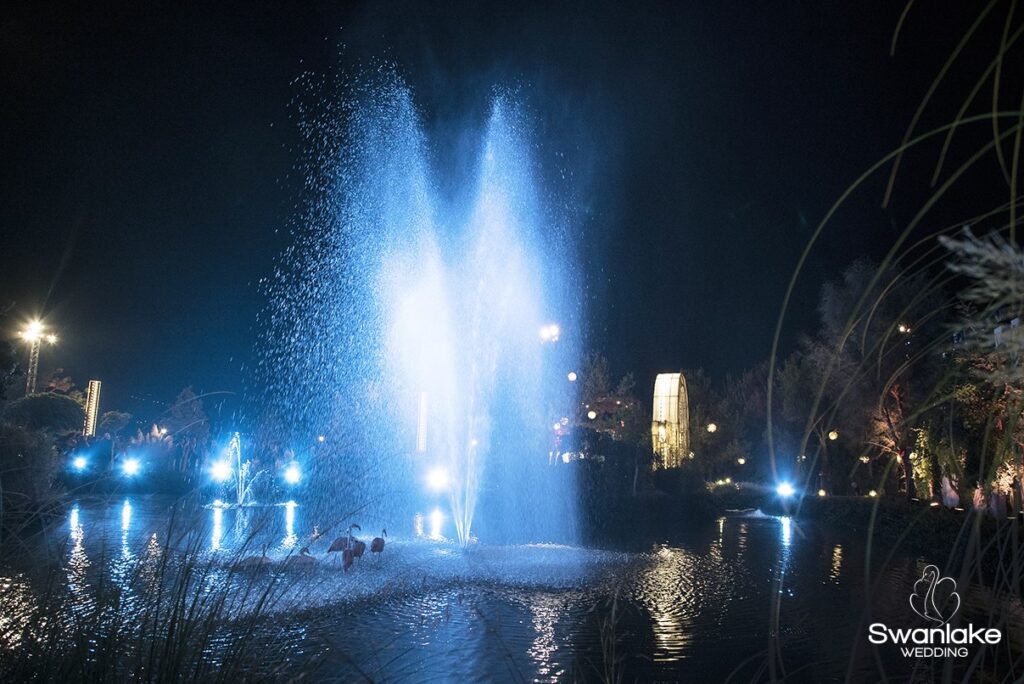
72 456 87 471
210 460 232 483
567 371 577 382
818 488 827 497
828 430 839 441
283 462 301 485
706 423 718 433
587 410 597 420
426 467 449 492
539 323 560 342
776 482 796 498
122 458 140 476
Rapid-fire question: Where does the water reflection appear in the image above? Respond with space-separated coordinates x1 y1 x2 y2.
430 508 444 540
528 592 568 681
282 501 298 549
414 513 425 537
829 545 843 584
211 506 223 551
66 503 90 614
780 516 792 547
636 545 696 661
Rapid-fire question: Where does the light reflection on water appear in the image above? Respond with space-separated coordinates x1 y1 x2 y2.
211 506 223 551
830 544 843 584
526 592 570 681
282 501 298 550
2 502 1020 681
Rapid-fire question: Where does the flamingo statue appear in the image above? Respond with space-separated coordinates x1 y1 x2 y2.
238 545 272 570
370 529 387 559
287 546 316 568
327 523 361 558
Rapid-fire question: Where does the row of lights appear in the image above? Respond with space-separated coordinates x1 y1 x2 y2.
777 482 879 499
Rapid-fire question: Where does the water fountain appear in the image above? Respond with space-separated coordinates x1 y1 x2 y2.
210 432 267 508
261 70 580 545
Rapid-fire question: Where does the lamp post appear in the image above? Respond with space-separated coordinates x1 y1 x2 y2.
18 320 57 396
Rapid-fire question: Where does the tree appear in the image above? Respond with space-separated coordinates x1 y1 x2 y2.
3 393 85 435
162 387 210 473
98 410 132 436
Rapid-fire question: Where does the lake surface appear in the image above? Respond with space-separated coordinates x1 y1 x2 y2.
1 496 1020 681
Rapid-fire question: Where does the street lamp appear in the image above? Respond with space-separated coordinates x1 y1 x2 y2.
18 320 57 395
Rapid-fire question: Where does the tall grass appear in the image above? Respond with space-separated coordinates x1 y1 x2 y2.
0 499 372 682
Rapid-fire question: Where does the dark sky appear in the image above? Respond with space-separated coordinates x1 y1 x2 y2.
0 1 994 423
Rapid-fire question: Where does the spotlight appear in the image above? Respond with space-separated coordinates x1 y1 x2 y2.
426 467 449 492
567 371 577 382
817 488 827 497
587 410 597 420
776 482 796 498
283 462 301 485
868 489 878 498
210 460 232 483
72 456 87 471
737 457 746 465
828 430 839 441
706 423 717 433
122 458 141 476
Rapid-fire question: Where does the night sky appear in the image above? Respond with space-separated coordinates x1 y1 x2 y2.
0 2 991 423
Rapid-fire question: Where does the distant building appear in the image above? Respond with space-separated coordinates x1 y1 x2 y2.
83 379 102 437
651 372 689 469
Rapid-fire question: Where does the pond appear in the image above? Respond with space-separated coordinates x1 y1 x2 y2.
1 496 1019 681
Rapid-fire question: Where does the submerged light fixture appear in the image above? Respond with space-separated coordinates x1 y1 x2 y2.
210 460 232 483
283 462 301 485
776 482 796 498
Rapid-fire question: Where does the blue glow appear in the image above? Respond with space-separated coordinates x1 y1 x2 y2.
283 462 301 485
425 466 449 492
211 506 223 551
121 499 132 532
776 482 796 498
258 75 581 546
430 507 444 540
72 456 87 471
121 458 140 476
210 460 232 483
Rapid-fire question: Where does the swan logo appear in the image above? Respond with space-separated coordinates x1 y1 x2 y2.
909 565 960 625
868 564 1002 658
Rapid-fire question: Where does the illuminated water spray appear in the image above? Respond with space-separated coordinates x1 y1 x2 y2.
262 70 580 545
